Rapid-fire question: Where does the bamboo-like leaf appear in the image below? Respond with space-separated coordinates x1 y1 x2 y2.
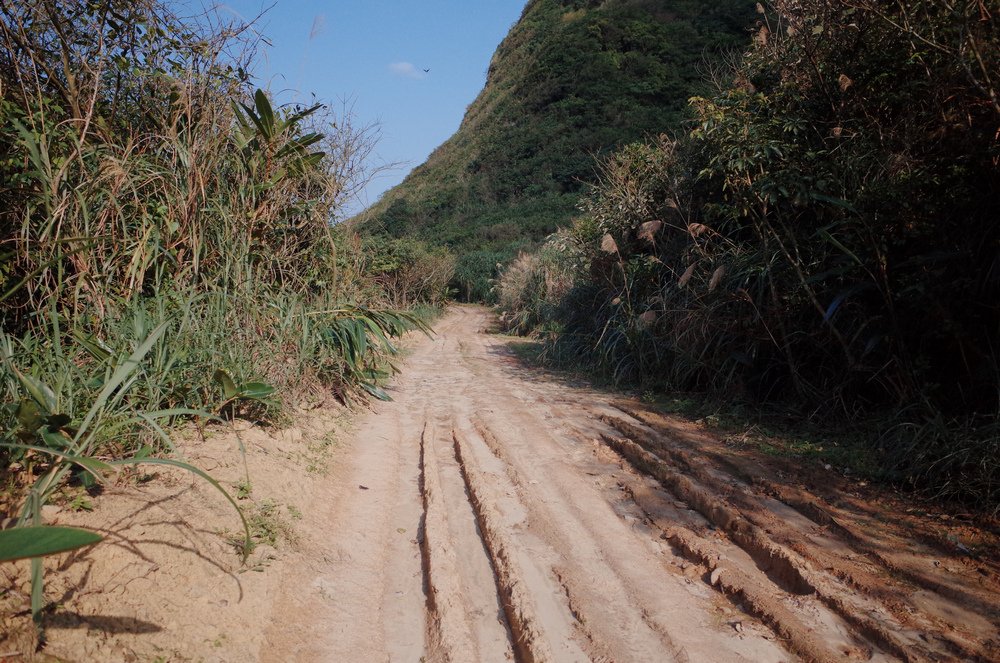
240 102 269 142
238 382 276 399
253 89 275 140
817 228 863 266
72 329 112 362
129 408 223 423
0 527 102 562
40 430 72 450
0 444 111 482
284 102 323 125
14 373 58 414
361 382 393 401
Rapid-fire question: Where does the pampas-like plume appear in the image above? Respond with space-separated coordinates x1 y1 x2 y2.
709 265 726 291
601 233 619 254
637 220 663 243
678 263 696 288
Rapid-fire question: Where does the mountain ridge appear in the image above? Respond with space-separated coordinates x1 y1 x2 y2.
355 0 756 299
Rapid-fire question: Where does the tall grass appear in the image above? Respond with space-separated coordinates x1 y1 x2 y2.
0 0 432 635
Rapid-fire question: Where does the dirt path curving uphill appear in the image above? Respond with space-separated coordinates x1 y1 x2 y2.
260 306 1000 662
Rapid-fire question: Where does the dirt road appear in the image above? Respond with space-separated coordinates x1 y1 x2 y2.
259 306 1000 663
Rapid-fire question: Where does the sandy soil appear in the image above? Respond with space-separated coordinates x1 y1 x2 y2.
3 305 999 662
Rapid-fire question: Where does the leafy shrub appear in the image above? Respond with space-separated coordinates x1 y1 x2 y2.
453 250 509 303
495 230 582 335
508 0 1000 507
363 236 456 308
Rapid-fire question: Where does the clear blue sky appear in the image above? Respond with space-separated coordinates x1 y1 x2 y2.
214 1 527 217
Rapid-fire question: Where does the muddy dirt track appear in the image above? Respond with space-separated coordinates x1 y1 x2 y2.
258 306 1000 663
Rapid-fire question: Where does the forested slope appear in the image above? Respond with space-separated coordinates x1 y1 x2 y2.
358 0 756 299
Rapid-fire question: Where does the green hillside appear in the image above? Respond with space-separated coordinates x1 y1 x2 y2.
357 0 756 299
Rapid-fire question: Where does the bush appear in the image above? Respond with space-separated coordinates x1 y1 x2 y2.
511 0 1000 507
0 0 428 627
495 230 582 335
452 250 509 303
362 236 456 308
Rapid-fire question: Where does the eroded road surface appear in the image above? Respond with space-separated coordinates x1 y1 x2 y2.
262 307 1000 662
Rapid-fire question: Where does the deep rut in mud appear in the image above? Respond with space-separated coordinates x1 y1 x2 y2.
262 307 1000 663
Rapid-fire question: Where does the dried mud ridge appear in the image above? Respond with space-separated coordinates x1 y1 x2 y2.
274 307 1000 662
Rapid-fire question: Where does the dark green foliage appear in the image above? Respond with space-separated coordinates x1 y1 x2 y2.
500 0 1000 508
356 0 757 300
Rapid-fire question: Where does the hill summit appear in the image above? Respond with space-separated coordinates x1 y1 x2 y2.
357 0 755 299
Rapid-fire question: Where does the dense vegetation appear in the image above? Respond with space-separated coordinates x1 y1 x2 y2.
357 0 757 300
0 0 451 629
498 0 1000 507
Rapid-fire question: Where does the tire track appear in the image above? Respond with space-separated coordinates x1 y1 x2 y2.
419 415 515 663
598 410 994 662
451 425 585 663
464 411 788 663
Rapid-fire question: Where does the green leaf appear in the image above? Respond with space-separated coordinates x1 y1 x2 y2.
0 443 112 481
131 408 223 423
0 526 102 562
284 102 323 126
75 321 169 449
361 382 393 402
71 330 112 362
15 399 43 433
253 89 275 140
213 369 238 400
237 382 276 399
40 430 72 450
16 374 57 414
816 229 864 266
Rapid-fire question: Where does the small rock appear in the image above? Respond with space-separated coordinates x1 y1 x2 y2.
359 485 369 490
732 621 744 634
710 567 725 586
